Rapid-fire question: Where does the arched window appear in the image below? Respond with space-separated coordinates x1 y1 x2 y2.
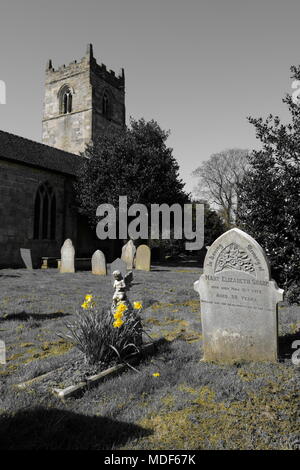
59 85 72 114
102 92 110 119
33 182 56 240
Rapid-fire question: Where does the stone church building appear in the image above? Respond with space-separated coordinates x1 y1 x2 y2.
0 44 125 268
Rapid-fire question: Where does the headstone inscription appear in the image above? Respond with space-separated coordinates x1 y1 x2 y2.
194 228 284 363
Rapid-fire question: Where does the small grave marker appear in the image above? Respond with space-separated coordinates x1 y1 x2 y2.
121 240 136 269
135 245 151 271
20 248 33 270
110 257 127 278
60 239 75 273
0 340 6 365
92 250 107 275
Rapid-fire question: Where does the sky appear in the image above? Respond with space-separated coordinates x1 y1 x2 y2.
0 0 299 194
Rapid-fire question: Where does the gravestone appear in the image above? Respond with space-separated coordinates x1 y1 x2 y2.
110 258 127 278
20 248 33 270
121 240 136 269
92 250 107 275
194 228 284 363
60 239 75 273
0 340 6 365
135 245 151 271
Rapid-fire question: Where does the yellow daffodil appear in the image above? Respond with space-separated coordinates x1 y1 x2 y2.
133 301 143 310
81 294 96 310
113 311 124 320
152 372 160 377
116 303 127 314
113 318 124 328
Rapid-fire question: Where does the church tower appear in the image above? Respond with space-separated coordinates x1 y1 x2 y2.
42 44 125 155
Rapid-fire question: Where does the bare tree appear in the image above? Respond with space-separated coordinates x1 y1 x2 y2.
192 148 249 228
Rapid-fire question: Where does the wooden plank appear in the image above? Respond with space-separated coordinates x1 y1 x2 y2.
53 342 155 399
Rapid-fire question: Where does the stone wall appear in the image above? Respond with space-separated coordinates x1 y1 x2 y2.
0 159 122 268
91 68 125 138
0 159 77 268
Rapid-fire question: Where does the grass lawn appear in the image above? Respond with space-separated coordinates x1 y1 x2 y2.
0 266 299 450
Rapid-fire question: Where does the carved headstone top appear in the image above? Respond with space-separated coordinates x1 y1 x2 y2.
215 243 255 275
194 228 284 363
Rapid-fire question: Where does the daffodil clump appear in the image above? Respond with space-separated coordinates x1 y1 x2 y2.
61 295 145 366
110 299 144 354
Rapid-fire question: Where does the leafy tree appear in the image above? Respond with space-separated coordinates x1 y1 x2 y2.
192 148 249 228
75 118 189 229
148 200 225 259
237 65 300 293
202 201 226 246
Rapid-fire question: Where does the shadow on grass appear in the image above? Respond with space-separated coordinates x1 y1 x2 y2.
0 407 152 450
278 332 300 361
146 337 171 358
149 268 171 272
0 274 21 279
0 311 70 322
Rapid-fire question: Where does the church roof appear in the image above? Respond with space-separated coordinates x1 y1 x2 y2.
0 129 83 176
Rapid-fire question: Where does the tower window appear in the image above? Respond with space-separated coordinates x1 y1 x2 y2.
102 92 110 119
59 85 73 114
33 182 56 240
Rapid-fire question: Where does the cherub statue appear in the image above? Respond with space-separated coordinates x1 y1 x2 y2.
112 270 133 307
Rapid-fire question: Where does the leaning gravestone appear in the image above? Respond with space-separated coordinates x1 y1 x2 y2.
20 248 33 270
0 340 6 365
60 239 75 273
135 245 151 271
194 228 284 363
121 240 136 269
92 250 107 275
110 258 127 278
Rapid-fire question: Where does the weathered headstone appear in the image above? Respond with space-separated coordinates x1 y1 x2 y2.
60 239 75 273
194 228 284 363
135 245 151 271
92 250 107 275
20 248 33 270
0 340 6 365
121 240 136 269
110 258 127 278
